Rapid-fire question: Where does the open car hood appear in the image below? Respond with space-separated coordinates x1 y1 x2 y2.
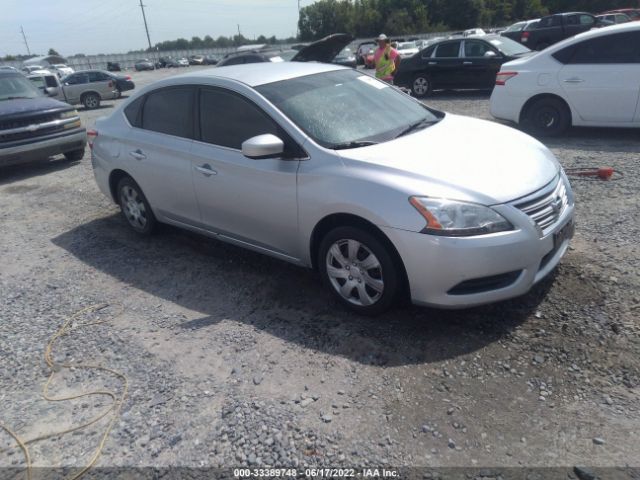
291 33 353 63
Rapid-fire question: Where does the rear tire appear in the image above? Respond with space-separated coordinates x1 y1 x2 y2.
318 226 400 315
411 74 432 98
522 97 570 137
64 148 85 161
82 92 100 110
117 177 157 235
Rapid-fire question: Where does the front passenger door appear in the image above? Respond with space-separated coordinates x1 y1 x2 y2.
190 87 301 259
63 73 89 104
462 40 502 88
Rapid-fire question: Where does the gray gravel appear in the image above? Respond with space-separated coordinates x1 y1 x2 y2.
1 67 639 475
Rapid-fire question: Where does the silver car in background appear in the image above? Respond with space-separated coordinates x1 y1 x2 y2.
91 63 574 314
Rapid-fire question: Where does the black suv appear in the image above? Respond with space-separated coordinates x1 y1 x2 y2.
0 71 86 167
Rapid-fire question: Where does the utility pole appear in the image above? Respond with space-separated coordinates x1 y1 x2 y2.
20 26 31 56
138 0 153 52
296 0 301 39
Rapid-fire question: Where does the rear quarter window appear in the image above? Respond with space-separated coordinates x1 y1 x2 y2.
124 96 144 127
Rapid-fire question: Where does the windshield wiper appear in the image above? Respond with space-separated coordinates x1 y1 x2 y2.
395 118 438 138
331 140 378 150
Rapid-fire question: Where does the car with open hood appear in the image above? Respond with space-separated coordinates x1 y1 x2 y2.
217 34 353 67
89 62 574 314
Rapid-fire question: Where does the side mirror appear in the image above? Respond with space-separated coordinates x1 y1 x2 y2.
242 134 285 159
484 50 498 58
45 87 60 96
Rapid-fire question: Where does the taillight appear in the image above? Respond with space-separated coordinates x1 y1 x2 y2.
87 129 98 149
521 31 530 42
495 71 518 86
125 75 131 80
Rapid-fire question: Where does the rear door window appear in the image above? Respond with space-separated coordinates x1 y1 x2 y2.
434 41 461 58
66 74 88 85
566 31 640 64
141 87 194 138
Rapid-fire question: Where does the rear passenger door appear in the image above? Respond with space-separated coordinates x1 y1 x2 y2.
428 40 464 88
123 86 202 224
62 73 89 104
87 71 114 99
557 31 640 123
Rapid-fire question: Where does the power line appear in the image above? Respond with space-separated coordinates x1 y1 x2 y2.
20 25 31 55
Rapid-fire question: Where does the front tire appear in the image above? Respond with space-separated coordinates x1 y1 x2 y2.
411 74 432 98
522 97 570 137
82 92 100 110
318 226 400 315
117 177 157 235
64 148 85 161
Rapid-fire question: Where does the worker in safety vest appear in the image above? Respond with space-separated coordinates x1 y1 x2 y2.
373 34 400 83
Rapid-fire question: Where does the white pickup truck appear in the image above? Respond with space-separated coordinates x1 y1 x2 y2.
27 70 118 109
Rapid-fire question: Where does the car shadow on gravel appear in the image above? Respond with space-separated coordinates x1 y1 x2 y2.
0 157 81 185
53 214 553 366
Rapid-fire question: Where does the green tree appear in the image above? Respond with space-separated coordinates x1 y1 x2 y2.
48 48 60 56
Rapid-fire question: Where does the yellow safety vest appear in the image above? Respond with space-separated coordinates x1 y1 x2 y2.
375 46 395 79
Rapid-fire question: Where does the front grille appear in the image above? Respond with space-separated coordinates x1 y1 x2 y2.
448 271 522 296
0 113 59 131
514 177 568 234
0 113 70 144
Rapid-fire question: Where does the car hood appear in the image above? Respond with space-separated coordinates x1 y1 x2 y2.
292 33 354 63
0 96 72 120
336 114 559 205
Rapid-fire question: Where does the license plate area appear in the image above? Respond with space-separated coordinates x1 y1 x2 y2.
554 220 575 249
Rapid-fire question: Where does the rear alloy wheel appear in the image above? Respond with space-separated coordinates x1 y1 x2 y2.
117 177 156 235
523 98 570 137
411 74 432 98
64 148 85 161
82 92 100 110
319 226 399 315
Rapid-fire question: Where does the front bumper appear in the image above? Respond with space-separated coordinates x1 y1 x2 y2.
0 128 87 167
381 196 575 308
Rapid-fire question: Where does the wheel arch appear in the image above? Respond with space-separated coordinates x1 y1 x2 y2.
108 168 133 203
80 90 101 102
309 213 410 299
519 93 573 125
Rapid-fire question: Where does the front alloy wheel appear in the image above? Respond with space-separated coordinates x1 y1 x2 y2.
412 75 431 98
319 226 400 315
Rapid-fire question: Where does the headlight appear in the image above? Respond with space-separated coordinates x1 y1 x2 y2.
409 197 513 236
60 110 79 119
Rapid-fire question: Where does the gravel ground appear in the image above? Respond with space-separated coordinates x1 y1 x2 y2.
1 67 639 478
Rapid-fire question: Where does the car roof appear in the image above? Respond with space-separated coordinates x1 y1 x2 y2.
170 62 346 87
542 21 640 52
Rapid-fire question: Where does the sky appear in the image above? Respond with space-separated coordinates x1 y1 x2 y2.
1 0 319 57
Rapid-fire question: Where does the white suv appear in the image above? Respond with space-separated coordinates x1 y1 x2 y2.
490 23 640 135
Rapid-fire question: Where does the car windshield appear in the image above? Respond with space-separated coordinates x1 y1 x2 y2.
488 36 531 55
0 75 42 100
257 69 441 148
336 47 353 57
398 42 417 49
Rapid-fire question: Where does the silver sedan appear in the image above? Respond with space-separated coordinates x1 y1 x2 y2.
90 62 574 314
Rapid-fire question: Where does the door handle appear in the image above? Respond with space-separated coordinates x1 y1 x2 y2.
428 61 437 65
195 164 217 177
463 61 473 65
129 149 146 160
564 78 584 83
